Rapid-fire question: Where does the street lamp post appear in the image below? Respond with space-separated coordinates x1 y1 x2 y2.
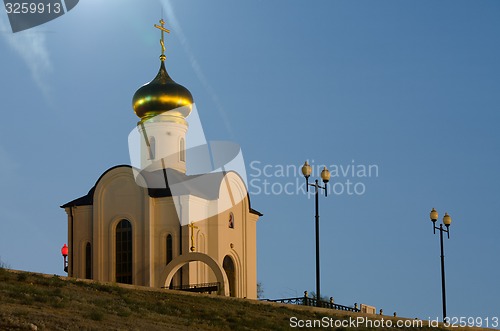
61 244 68 273
429 208 452 321
301 161 330 307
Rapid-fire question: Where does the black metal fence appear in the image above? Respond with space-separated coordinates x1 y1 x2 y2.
165 282 220 294
264 293 360 313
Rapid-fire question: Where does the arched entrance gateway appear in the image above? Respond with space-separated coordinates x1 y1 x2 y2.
161 253 230 296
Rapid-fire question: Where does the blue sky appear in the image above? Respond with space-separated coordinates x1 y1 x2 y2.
1 0 499 323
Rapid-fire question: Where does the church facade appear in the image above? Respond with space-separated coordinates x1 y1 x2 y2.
61 20 261 299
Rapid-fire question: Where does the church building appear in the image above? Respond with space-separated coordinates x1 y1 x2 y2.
61 20 261 299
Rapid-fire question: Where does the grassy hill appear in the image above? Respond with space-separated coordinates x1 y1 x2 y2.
0 268 489 330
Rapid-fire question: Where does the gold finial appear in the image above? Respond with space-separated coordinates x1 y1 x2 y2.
154 19 171 61
188 222 199 252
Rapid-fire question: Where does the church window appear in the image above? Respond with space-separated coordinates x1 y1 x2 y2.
85 242 92 279
180 138 185 162
228 213 234 229
166 234 173 265
116 219 132 284
148 136 156 160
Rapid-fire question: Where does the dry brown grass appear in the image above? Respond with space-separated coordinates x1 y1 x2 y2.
0 268 488 331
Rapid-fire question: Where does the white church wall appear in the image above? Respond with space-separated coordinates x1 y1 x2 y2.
93 167 147 285
66 205 92 279
152 196 181 288
210 171 258 299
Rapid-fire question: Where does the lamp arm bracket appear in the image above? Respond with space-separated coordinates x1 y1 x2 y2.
434 225 450 233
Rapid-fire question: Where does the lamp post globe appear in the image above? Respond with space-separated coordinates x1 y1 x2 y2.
443 213 452 227
61 244 69 273
430 208 438 222
302 161 312 178
320 166 330 183
61 244 68 257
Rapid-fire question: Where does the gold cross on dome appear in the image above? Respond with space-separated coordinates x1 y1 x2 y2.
154 19 171 60
188 222 199 252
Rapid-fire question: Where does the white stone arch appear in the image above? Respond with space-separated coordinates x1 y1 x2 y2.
93 166 146 211
161 252 229 296
218 171 249 215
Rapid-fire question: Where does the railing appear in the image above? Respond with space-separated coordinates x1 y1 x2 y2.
266 297 305 305
264 293 360 313
164 282 220 293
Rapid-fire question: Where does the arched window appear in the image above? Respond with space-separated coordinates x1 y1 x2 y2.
228 213 234 229
166 234 173 265
180 138 185 162
148 136 156 160
116 219 132 284
85 242 92 279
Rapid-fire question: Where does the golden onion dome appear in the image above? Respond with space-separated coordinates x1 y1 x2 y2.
132 60 193 122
